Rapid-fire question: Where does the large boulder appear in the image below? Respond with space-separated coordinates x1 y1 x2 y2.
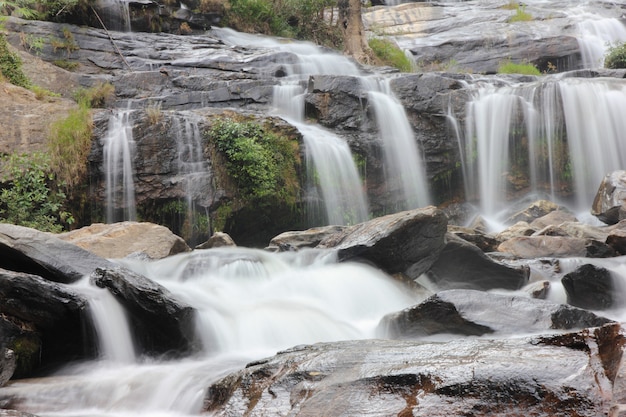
0 268 93 377
592 171 626 225
425 233 529 291
379 289 614 339
203 324 624 417
561 264 616 310
57 222 190 259
0 224 117 284
317 206 448 279
90 266 198 356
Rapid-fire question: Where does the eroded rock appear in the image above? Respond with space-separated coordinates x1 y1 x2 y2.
204 323 624 417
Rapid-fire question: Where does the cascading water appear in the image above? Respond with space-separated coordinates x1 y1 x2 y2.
172 112 213 240
364 77 431 211
103 109 137 223
217 26 431 223
95 0 131 32
576 16 626 68
0 249 418 417
459 76 626 226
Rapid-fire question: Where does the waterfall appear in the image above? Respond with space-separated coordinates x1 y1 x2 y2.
103 109 137 223
298 123 370 226
577 17 626 69
74 278 137 363
460 77 626 225
364 77 431 211
172 112 213 241
95 0 131 32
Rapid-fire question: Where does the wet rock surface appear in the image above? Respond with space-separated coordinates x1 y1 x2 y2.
90 266 198 356
379 289 614 339
317 206 448 279
204 323 624 417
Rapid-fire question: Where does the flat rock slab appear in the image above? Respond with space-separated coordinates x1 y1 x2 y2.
204 324 624 417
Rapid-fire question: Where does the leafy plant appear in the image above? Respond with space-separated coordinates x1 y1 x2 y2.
604 42 626 69
207 117 300 203
47 100 93 189
497 60 541 75
0 0 39 20
0 33 30 88
368 37 413 72
508 5 533 22
0 152 74 232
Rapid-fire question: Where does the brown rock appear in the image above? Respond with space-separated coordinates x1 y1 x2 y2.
58 222 190 259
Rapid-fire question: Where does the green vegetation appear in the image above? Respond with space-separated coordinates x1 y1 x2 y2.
0 152 74 232
497 60 541 75
47 100 93 189
0 33 30 88
368 37 413 72
224 0 340 47
50 27 79 57
52 58 79 71
206 116 302 235
508 5 533 22
208 117 300 203
73 82 115 107
604 42 626 69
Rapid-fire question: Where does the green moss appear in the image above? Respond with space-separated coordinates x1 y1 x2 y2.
52 59 80 71
10 336 41 377
368 37 413 73
497 60 541 75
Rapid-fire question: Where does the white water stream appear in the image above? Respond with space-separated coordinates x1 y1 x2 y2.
0 248 418 417
103 109 137 223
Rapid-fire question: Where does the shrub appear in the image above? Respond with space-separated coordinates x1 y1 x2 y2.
207 117 300 203
0 34 30 88
604 42 626 69
47 101 93 189
368 37 413 72
73 82 115 107
497 60 541 75
224 0 340 47
0 152 74 232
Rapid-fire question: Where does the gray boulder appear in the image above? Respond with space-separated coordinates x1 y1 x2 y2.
592 171 626 225
379 289 613 339
90 266 198 357
0 268 93 377
426 233 529 291
317 206 448 280
562 264 616 310
0 223 117 284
